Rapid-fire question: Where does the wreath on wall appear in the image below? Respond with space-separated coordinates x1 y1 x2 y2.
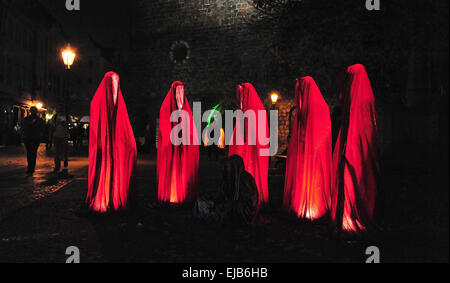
169 40 191 64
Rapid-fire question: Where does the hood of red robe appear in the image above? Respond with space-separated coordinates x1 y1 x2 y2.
87 72 137 212
229 83 269 204
157 81 199 203
284 77 332 220
331 64 380 233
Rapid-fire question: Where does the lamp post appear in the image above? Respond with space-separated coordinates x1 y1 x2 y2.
269 92 280 168
60 44 76 120
60 44 76 177
270 92 279 110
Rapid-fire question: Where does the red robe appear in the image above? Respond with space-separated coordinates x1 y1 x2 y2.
87 72 137 212
157 81 199 203
284 77 332 220
332 64 380 233
229 83 269 204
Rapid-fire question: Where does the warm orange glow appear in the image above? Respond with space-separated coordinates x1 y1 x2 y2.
61 45 76 69
271 93 279 104
45 113 54 122
218 128 226 149
343 215 365 232
203 131 209 147
170 165 178 203
303 207 319 220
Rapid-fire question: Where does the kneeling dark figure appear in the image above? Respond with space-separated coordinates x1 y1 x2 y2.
194 155 259 226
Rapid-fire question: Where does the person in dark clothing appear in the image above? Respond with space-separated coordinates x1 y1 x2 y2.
53 114 70 173
194 155 260 226
21 107 44 174
46 119 55 150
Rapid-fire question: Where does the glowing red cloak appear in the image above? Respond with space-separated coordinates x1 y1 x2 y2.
283 77 332 220
229 83 269 204
157 81 199 204
87 72 137 212
331 64 380 233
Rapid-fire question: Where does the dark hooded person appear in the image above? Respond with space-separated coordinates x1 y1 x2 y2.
331 64 380 234
194 155 259 226
283 77 333 220
86 72 137 213
21 106 45 175
157 81 199 204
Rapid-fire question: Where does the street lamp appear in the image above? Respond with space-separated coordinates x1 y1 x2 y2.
271 92 279 105
61 45 76 70
59 44 76 177
269 92 280 169
60 44 76 117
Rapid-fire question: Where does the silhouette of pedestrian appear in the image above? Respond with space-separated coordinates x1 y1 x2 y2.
53 114 70 174
21 107 44 175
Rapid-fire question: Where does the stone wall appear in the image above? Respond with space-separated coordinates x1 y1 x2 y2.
128 0 298 144
128 0 449 165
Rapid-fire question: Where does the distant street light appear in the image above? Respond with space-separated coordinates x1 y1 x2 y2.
270 92 279 105
61 45 76 70
271 92 279 105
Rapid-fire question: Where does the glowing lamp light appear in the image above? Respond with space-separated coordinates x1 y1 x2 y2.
61 45 76 69
35 103 43 110
45 114 54 122
271 93 279 105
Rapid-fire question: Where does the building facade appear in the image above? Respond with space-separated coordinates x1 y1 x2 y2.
0 0 111 145
0 0 68 144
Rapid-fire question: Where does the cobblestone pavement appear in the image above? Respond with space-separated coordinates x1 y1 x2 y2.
0 144 88 221
0 147 448 263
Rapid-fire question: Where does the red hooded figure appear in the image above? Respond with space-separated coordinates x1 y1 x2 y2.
332 64 380 233
87 72 137 212
284 77 333 220
229 83 269 204
157 81 199 204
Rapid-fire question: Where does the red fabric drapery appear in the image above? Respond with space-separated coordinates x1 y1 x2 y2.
283 77 332 220
331 64 380 233
157 81 199 204
87 72 137 212
229 83 269 204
